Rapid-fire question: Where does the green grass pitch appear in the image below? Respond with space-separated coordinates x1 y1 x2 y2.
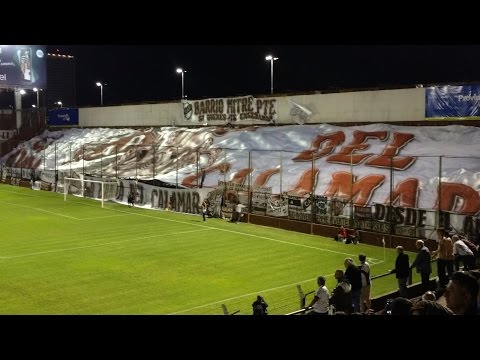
0 184 423 314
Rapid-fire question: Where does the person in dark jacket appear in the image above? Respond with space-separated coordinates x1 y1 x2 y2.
201 199 208 221
344 258 362 313
390 246 410 298
410 239 432 293
329 269 352 314
127 192 135 207
252 295 268 315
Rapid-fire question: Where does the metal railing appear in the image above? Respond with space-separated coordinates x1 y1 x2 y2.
286 259 438 315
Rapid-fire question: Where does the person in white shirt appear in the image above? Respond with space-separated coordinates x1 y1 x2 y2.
231 201 245 223
452 235 475 270
358 253 371 312
306 276 330 315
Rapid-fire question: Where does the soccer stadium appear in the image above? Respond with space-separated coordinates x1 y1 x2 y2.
0 45 478 315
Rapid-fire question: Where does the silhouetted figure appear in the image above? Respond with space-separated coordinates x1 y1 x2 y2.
201 199 208 221
128 192 135 207
252 295 268 315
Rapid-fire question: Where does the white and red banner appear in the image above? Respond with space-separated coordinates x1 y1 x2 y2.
3 124 480 220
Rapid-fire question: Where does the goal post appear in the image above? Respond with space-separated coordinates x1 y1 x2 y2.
64 177 119 208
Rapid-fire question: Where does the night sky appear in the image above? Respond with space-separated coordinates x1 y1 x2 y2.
10 45 480 107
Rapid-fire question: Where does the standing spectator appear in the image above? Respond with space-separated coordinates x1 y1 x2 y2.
305 276 329 315
127 192 135 207
344 258 362 313
358 253 371 312
452 235 475 271
390 246 410 298
410 239 432 293
201 199 208 222
461 235 478 268
235 202 244 222
329 269 352 314
432 228 454 289
230 201 244 223
30 168 35 189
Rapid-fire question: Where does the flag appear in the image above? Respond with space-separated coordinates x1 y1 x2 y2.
288 99 312 125
382 237 385 246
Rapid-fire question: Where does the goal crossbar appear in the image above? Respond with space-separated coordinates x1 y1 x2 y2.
64 177 118 208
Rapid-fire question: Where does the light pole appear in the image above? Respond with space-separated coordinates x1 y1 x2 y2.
265 55 279 94
176 68 186 99
33 87 40 108
19 89 26 109
96 82 103 105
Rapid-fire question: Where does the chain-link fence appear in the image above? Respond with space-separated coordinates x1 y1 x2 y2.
2 142 480 240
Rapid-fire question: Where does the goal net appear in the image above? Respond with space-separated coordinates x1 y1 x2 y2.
64 177 119 208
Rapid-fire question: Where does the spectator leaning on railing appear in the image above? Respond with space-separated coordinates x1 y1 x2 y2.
305 276 329 315
452 235 475 271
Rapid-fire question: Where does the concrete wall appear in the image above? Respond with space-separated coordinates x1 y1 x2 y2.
78 88 426 127
282 88 425 124
79 102 183 127
246 213 438 253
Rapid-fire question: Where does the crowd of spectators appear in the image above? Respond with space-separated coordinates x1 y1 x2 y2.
302 227 480 315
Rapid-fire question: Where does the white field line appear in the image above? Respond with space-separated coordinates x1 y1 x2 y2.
168 276 329 314
0 228 211 260
80 214 130 220
169 260 386 315
1 190 384 262
1 201 81 220
211 226 382 262
1 187 390 313
0 188 40 197
93 206 382 262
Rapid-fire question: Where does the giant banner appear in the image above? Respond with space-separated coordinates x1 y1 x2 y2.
0 45 47 89
3 124 480 238
426 85 480 117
